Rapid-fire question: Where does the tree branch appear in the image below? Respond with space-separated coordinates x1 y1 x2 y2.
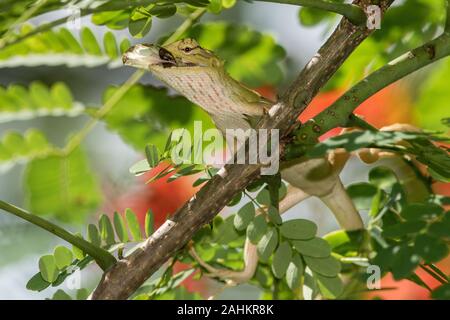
0 200 116 270
291 33 450 152
253 0 366 25
90 0 395 300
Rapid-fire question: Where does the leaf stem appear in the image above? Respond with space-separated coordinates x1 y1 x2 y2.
0 200 116 270
252 0 366 25
419 265 448 285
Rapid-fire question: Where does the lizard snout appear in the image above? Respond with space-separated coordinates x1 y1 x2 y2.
122 44 163 68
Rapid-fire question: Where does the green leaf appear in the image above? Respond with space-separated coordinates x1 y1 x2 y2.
25 148 102 223
246 215 268 244
39 255 58 283
298 6 335 27
76 288 89 300
416 59 450 131
53 246 73 269
271 241 292 278
213 215 241 245
208 0 222 13
0 82 84 123
303 256 341 277
0 129 52 171
72 233 86 260
267 206 282 225
227 192 242 206
391 245 421 280
401 203 444 221
52 289 72 300
26 273 50 292
432 283 450 300
257 228 278 263
347 183 378 210
80 27 102 55
186 22 286 87
323 229 365 255
103 31 119 59
99 214 116 245
428 220 450 238
125 208 142 241
0 26 125 68
222 0 237 9
103 85 213 151
280 219 317 240
113 212 129 243
145 144 160 168
145 210 154 237
128 7 153 38
234 202 255 231
369 166 398 190
92 10 125 26
149 4 177 18
129 159 151 176
315 273 344 299
414 235 449 264
382 221 427 238
292 237 331 258
285 253 304 290
87 224 101 247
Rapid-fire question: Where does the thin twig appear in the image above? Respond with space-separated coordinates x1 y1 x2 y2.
253 0 366 25
0 200 116 270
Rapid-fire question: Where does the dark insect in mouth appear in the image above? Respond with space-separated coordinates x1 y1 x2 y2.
159 47 176 68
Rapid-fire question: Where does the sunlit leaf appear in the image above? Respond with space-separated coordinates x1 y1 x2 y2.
25 148 102 223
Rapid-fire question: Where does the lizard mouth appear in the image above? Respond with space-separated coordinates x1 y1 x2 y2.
122 44 177 69
123 44 200 69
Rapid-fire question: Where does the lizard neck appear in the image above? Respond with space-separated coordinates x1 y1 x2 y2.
149 65 270 132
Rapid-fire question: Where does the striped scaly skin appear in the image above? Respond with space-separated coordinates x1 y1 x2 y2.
123 39 363 284
124 39 273 134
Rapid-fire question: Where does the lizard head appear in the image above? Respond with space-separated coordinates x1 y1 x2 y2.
122 38 223 70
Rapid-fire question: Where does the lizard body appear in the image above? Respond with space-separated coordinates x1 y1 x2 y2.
124 40 272 134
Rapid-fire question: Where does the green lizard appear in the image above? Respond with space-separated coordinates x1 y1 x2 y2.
123 39 364 284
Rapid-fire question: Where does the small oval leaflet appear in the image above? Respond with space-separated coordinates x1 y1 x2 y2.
113 211 129 243
125 208 142 241
53 246 74 270
280 219 317 240
303 255 341 277
292 237 331 258
271 241 292 279
315 273 344 299
285 253 304 290
246 215 268 244
257 228 278 263
234 202 255 231
267 206 282 225
87 223 101 247
39 255 59 283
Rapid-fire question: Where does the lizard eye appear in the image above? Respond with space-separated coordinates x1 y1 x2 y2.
183 47 192 53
